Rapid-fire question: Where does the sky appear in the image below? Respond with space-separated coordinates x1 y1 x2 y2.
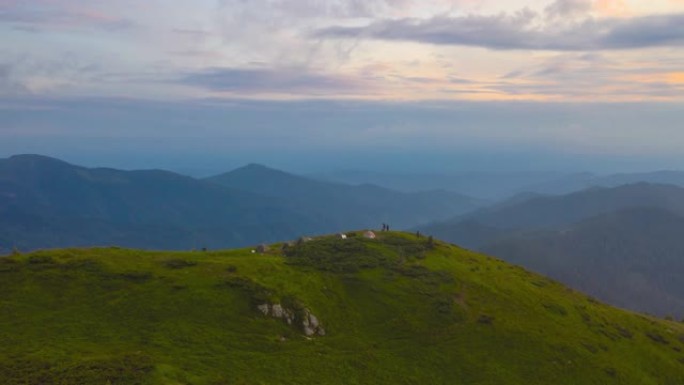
1 0 684 175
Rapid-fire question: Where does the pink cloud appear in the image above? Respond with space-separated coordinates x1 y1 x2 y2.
0 1 134 31
593 0 632 16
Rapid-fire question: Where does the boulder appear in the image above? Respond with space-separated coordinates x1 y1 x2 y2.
272 304 284 318
256 303 324 337
257 304 270 315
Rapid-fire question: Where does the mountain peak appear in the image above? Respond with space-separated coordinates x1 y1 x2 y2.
208 163 305 184
242 163 271 170
237 163 283 174
7 154 71 165
3 154 77 172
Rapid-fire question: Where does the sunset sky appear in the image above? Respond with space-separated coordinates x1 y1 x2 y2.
2 0 684 173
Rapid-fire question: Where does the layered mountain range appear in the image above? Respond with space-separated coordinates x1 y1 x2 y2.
0 154 481 252
417 183 684 317
6 153 684 318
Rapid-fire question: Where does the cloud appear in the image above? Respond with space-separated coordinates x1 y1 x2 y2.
0 63 29 95
545 0 592 19
0 54 102 96
0 2 134 32
492 52 684 100
179 68 367 95
215 0 424 19
316 11 684 51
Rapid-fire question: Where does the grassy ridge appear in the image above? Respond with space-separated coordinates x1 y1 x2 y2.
1 232 683 384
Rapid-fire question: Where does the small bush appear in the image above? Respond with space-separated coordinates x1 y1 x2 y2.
27 255 55 264
614 325 633 339
433 295 466 323
0 353 153 385
382 235 431 258
645 331 669 345
285 237 391 273
542 303 568 316
62 259 103 272
586 296 600 304
217 277 272 305
163 259 198 269
0 257 19 273
581 343 599 354
117 271 153 283
392 264 453 285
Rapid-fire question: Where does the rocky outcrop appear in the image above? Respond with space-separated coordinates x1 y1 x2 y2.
301 308 325 336
257 303 325 336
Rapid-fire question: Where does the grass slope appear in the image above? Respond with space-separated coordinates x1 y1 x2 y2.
482 207 684 318
1 232 683 384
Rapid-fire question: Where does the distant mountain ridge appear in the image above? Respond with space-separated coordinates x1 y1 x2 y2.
0 155 481 252
314 169 684 199
418 182 684 249
416 183 684 318
206 162 484 230
0 154 322 251
483 207 684 317
521 170 684 196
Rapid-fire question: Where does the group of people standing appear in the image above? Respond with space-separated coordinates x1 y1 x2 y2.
379 223 428 241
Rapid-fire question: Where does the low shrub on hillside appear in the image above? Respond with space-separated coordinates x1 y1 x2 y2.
0 353 153 385
163 259 198 269
0 257 19 273
217 276 273 305
284 234 435 273
116 271 153 283
542 302 568 316
26 255 55 265
284 238 391 273
645 331 669 345
382 234 433 258
62 258 104 272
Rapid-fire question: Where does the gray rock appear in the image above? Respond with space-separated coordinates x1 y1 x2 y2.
258 303 324 337
284 309 294 325
309 314 319 328
256 244 269 254
272 304 284 318
257 304 270 315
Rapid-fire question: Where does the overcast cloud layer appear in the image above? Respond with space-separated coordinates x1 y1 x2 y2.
317 12 684 51
1 0 684 172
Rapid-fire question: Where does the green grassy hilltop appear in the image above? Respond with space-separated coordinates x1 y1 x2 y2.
1 232 683 384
